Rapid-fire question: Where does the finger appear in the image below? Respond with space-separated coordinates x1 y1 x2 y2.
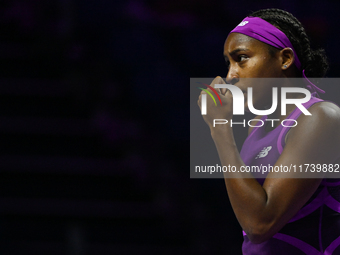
220 87 227 96
217 77 228 95
202 76 225 95
210 76 225 88
211 76 228 95
199 90 207 97
225 89 233 100
201 83 218 95
197 96 202 109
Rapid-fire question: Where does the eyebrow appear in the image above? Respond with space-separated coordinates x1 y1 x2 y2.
224 48 250 59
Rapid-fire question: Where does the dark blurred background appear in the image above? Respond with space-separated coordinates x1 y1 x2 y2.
0 0 339 254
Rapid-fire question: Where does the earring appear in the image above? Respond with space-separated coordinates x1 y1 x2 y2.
283 65 288 69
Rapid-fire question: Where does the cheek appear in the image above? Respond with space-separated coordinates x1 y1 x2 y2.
265 59 282 76
251 56 280 78
247 59 270 78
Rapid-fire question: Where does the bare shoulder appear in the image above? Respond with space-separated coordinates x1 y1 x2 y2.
309 101 340 117
293 101 340 134
286 100 340 156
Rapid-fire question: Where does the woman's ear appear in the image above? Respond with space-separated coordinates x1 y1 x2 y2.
280 47 295 70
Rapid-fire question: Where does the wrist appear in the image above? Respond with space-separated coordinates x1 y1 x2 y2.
210 124 233 139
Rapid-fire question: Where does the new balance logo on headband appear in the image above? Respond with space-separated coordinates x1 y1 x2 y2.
238 21 249 26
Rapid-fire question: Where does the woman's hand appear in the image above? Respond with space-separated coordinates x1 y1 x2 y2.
197 76 234 130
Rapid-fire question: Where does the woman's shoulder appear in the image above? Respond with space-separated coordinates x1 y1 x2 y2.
287 100 340 151
302 100 340 125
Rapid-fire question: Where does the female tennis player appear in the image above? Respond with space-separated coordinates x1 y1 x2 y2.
198 9 340 254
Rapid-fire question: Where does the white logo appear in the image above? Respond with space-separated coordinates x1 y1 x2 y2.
201 85 312 116
238 21 249 26
255 146 272 159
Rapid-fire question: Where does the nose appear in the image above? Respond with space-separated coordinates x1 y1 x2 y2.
226 66 239 85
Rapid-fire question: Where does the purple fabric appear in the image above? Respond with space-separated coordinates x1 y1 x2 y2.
229 17 325 97
272 233 321 255
230 17 301 69
319 205 324 252
242 234 314 255
324 191 340 213
241 96 323 170
277 96 323 154
240 96 340 254
303 70 326 97
321 180 340 186
288 187 327 223
324 237 340 255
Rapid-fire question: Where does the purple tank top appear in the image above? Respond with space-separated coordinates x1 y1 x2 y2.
240 96 340 254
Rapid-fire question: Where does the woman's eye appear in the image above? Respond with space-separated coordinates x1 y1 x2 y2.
238 55 248 62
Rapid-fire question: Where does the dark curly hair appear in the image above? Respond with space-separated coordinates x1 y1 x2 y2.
249 8 328 77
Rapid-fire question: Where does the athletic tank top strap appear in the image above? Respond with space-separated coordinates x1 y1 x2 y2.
244 115 268 143
277 96 324 154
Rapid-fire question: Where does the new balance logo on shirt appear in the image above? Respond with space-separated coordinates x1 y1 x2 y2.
255 146 272 159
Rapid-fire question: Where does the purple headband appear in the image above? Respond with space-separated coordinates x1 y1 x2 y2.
229 17 325 96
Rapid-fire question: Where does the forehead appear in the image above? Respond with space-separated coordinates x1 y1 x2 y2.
224 33 266 54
